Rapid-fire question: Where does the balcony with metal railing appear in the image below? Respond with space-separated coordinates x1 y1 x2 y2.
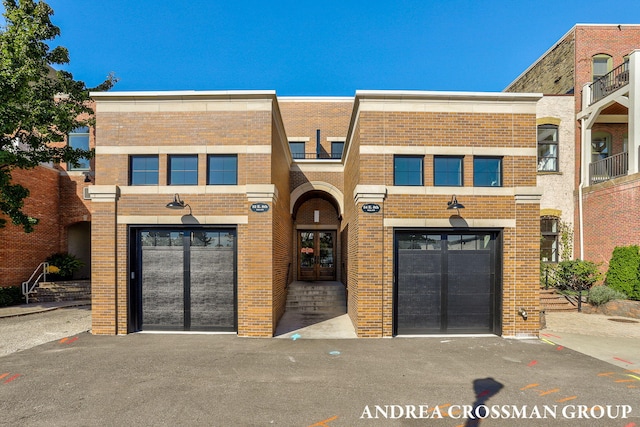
589 151 628 185
589 61 629 105
292 152 343 160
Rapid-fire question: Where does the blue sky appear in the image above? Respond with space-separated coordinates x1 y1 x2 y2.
11 0 640 95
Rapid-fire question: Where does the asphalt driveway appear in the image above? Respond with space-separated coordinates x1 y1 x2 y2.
1 329 639 426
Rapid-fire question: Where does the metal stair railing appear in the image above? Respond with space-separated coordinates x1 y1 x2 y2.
21 262 49 304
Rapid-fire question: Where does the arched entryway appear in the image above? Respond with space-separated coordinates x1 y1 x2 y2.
275 183 353 338
290 183 343 282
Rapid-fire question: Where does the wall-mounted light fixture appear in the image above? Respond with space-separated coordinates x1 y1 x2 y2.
446 195 465 210
166 194 192 215
518 307 528 320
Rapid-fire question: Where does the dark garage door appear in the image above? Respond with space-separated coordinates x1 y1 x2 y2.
395 231 501 335
131 228 236 332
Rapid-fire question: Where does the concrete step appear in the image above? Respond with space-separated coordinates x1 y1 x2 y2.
286 302 346 310
32 281 91 303
284 282 347 314
540 288 578 312
287 284 345 292
286 293 346 302
286 306 347 314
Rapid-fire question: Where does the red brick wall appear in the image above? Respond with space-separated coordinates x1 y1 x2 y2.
580 174 640 269
0 166 61 288
574 26 640 110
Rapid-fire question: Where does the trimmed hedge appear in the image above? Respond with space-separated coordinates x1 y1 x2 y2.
605 245 640 301
0 286 23 307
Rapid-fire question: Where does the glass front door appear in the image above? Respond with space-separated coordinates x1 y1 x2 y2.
298 231 336 281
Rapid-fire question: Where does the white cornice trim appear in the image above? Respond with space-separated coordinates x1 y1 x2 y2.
91 90 276 99
277 97 353 102
355 90 542 103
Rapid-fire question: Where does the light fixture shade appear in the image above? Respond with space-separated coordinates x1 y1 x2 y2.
447 195 465 210
166 194 185 209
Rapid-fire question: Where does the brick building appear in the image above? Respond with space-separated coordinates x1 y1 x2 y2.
506 24 640 268
87 90 542 338
12 24 639 338
0 138 94 288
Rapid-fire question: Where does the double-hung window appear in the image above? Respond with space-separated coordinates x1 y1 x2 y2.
168 155 198 185
208 155 237 185
473 157 502 187
537 124 559 172
68 126 90 170
592 54 612 82
434 156 463 186
130 155 159 185
394 155 423 186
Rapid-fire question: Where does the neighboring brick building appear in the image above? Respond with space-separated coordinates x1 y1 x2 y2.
88 90 542 338
506 24 640 268
0 145 94 288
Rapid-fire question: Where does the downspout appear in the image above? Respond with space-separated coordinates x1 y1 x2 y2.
578 113 588 260
316 129 320 158
578 175 584 260
578 85 591 261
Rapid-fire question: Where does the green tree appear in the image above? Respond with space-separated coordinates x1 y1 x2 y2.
0 0 115 232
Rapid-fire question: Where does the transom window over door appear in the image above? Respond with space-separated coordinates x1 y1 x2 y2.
537 124 558 172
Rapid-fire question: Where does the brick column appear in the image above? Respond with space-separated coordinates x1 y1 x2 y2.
353 185 386 337
88 185 119 335
237 185 277 337
512 191 542 338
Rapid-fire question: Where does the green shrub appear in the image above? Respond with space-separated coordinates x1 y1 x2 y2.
605 245 640 301
556 259 602 291
0 286 23 307
588 285 627 306
45 253 84 281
